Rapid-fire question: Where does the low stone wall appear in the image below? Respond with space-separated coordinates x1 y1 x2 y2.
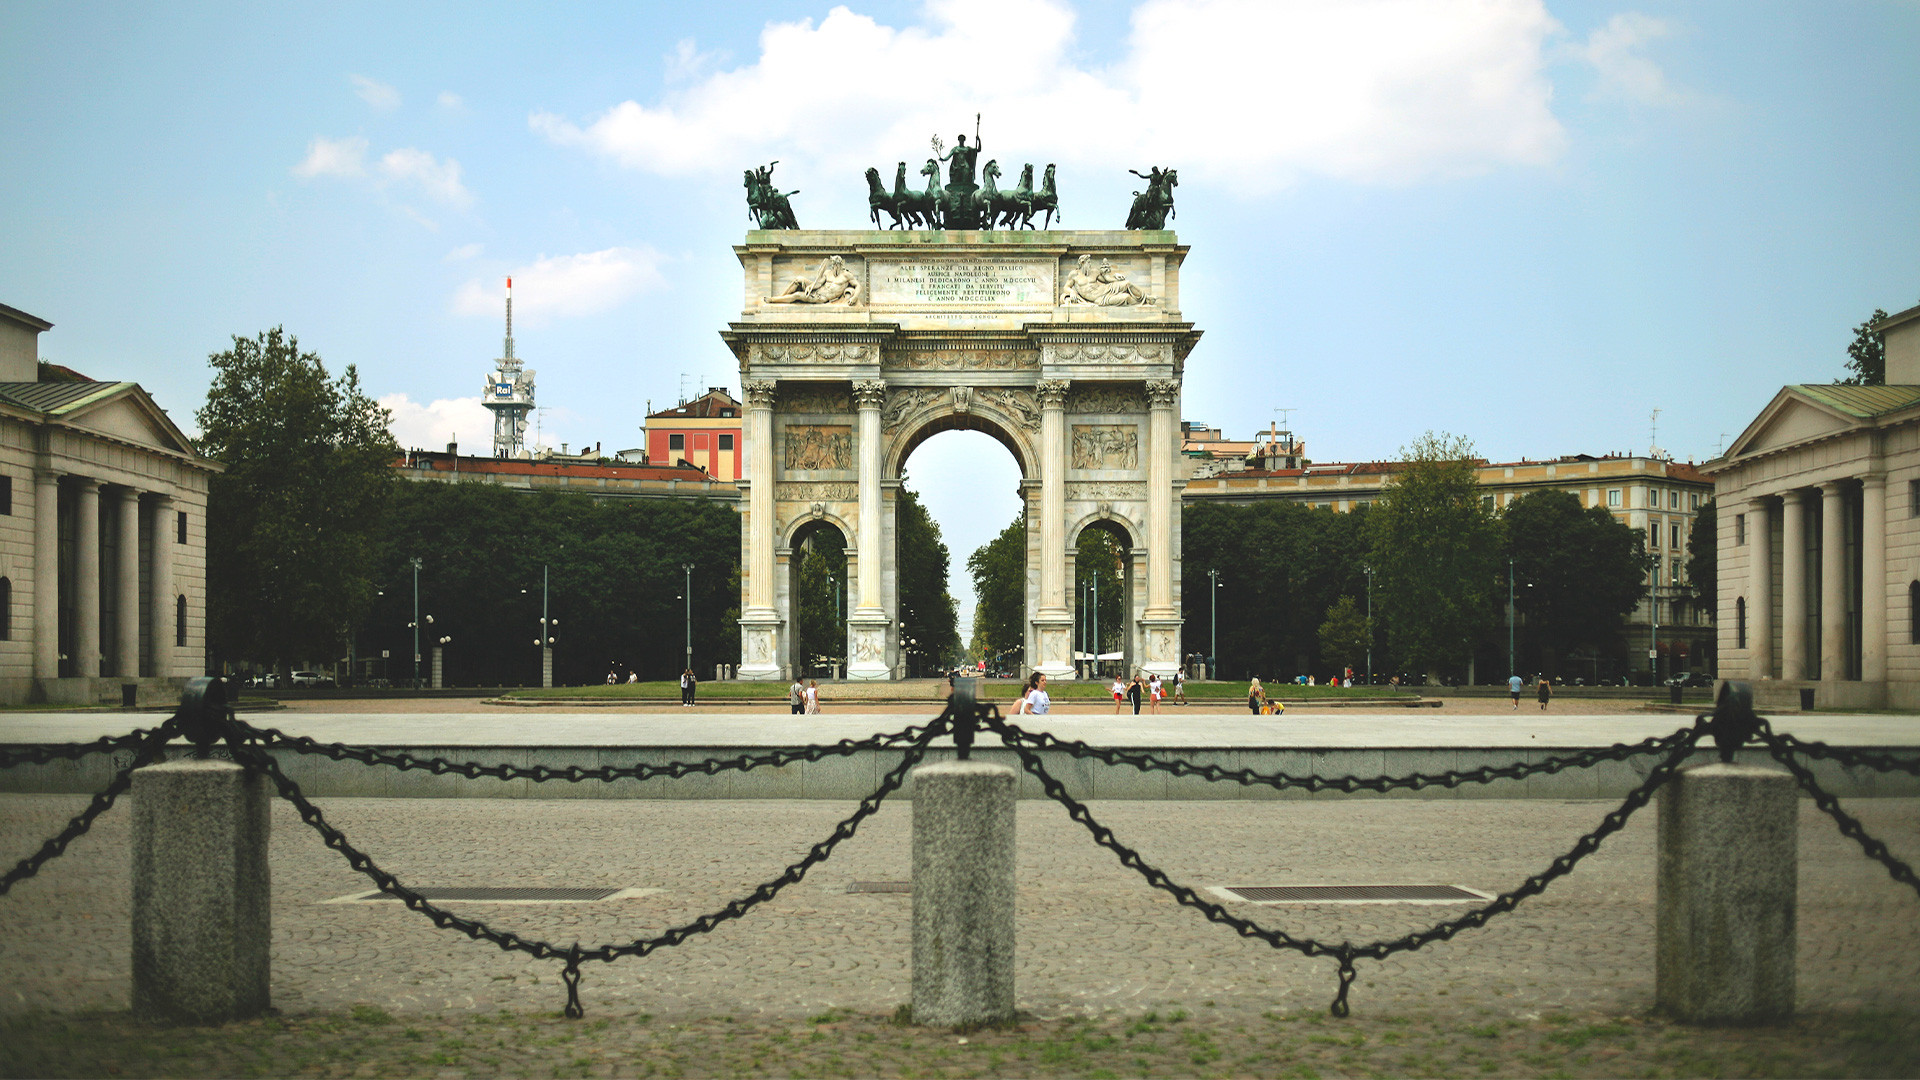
4 743 1914 800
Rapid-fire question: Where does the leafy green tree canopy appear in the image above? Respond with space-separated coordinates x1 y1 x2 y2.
896 486 961 674
1685 498 1715 616
967 514 1026 672
196 327 398 671
1504 488 1651 675
1840 308 1889 386
1316 596 1370 675
1366 432 1502 679
791 526 846 675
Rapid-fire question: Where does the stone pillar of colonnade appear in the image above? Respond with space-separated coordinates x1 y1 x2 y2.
847 379 892 680
75 479 102 679
116 487 141 678
149 495 175 678
1032 380 1073 680
1139 379 1183 678
1780 490 1807 682
1819 481 1849 685
1862 476 1887 685
736 380 783 680
1746 498 1773 681
34 472 60 680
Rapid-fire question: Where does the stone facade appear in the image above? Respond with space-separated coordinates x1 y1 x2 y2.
1702 302 1920 709
722 230 1201 681
0 303 216 704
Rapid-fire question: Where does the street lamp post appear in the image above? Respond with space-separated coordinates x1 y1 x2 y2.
529 564 557 688
1207 568 1220 680
409 557 423 688
1090 574 1100 680
1364 564 1375 686
1507 557 1516 679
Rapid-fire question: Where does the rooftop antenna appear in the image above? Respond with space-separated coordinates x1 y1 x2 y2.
678 373 692 406
481 277 534 457
1715 432 1730 457
1649 407 1662 459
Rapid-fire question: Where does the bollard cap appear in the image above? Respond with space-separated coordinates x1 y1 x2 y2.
176 676 232 757
1708 680 1759 763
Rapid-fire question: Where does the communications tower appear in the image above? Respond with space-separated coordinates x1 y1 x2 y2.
482 277 535 457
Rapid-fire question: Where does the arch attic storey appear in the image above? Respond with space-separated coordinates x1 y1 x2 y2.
723 229 1201 681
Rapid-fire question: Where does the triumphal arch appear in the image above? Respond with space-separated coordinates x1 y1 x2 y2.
722 229 1201 681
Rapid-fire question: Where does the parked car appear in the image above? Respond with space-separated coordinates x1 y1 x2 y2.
1664 672 1713 688
288 670 332 687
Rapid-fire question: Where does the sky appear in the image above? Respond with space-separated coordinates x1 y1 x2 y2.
4 0 1918 639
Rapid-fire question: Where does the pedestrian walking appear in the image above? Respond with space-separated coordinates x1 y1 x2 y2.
1148 674 1163 714
1247 677 1267 714
789 677 805 715
1026 672 1051 715
680 668 697 706
1126 675 1144 715
1536 675 1552 711
1172 669 1187 706
1111 676 1126 714
1508 673 1523 710
805 679 821 714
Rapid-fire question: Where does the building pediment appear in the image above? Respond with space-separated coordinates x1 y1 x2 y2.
1723 387 1866 463
57 384 199 458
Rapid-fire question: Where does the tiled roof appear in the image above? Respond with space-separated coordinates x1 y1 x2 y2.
647 390 741 420
1791 383 1920 419
0 381 132 415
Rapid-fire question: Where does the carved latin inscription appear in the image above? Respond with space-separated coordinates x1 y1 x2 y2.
1072 425 1140 469
776 482 858 502
784 426 852 471
869 258 1054 306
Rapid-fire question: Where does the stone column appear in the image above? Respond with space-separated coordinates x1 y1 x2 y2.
737 380 782 680
33 471 60 680
1819 481 1849 685
1780 489 1807 682
148 496 174 679
75 479 101 679
1748 498 1773 680
1656 763 1796 1025
847 380 892 680
116 488 141 678
133 759 271 1023
1862 475 1887 685
911 759 1016 1027
1033 380 1073 678
1145 380 1178 616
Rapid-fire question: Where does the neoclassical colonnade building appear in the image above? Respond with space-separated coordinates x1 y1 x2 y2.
0 304 214 704
722 231 1201 681
1705 302 1920 710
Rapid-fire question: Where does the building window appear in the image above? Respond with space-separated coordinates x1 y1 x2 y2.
718 434 734 451
0 577 9 640
1482 495 1494 510
1912 581 1920 644
1690 492 1699 510
1650 522 1660 549
1671 523 1681 549
720 409 734 417
668 433 685 451
1670 490 1679 509
1607 488 1622 508
1911 480 1920 516
176 595 187 648
0 475 10 516
1736 513 1747 545
1737 597 1747 649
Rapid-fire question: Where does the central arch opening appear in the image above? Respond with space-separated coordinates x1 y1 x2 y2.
901 427 1025 677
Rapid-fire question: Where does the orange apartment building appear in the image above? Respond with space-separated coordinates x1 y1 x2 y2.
645 388 743 480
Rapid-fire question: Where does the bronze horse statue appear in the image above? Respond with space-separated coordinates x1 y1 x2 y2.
1028 164 1060 229
745 162 799 230
1125 167 1175 230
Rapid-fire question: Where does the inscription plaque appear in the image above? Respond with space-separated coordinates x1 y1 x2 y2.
869 258 1054 306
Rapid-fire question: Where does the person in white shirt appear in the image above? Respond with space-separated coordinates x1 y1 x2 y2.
1019 672 1051 715
1111 677 1127 713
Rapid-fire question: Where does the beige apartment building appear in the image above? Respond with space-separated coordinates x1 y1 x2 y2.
1703 302 1920 710
1183 439 1715 679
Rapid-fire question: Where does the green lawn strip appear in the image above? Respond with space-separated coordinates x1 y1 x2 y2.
3 1006 1914 1078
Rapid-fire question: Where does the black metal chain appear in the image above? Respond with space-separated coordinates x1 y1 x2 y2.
993 716 1697 795
0 725 170 769
1761 729 1920 777
986 712 1703 1016
0 719 181 897
224 723 935 1018
1761 725 1920 899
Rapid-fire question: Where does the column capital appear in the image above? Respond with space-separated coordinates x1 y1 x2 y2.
1036 379 1070 409
1747 495 1770 511
1145 379 1179 407
1860 472 1887 490
1818 479 1847 495
853 379 887 410
744 379 778 408
74 477 100 493
35 469 60 487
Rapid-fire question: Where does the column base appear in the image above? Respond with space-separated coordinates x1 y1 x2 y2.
1031 613 1074 679
847 613 892 681
1138 616 1184 679
737 614 785 681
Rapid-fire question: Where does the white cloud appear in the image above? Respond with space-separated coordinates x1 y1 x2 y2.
380 393 494 452
380 147 475 208
438 91 465 110
663 38 722 83
1575 12 1681 105
292 135 368 178
452 247 668 323
350 74 401 111
444 242 484 262
531 0 1567 193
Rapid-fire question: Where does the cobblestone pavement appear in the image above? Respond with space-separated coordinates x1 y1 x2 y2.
2 794 1915 1024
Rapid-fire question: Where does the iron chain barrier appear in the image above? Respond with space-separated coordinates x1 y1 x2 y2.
1 678 1915 1018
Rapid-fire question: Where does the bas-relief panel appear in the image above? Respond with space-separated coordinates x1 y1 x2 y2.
884 348 1038 371
783 426 852 471
1066 385 1144 415
1071 425 1141 470
1069 481 1147 501
779 385 852 414
881 386 1043 434
776 482 858 502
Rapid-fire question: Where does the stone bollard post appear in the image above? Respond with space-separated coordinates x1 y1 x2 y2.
132 759 271 1024
912 759 1016 1027
1656 762 1796 1024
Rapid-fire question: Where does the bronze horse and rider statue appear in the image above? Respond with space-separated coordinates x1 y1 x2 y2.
744 161 799 230
1124 166 1176 230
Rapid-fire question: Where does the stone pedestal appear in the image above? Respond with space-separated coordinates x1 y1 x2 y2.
912 760 1016 1027
1656 762 1796 1025
431 646 445 689
132 759 271 1024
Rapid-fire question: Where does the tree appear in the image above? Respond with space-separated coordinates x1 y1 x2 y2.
896 486 960 675
1504 489 1651 675
1075 526 1127 669
1685 498 1716 618
1839 309 1889 386
1316 596 1370 674
792 538 843 674
197 327 398 673
1366 432 1502 680
967 514 1026 672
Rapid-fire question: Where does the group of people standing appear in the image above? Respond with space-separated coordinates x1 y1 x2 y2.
600 668 701 707
788 677 823 714
1010 669 1187 715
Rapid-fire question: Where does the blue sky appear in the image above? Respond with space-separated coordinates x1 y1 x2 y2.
4 1 1917 635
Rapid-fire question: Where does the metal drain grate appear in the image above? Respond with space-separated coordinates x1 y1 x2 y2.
846 881 912 894
1213 884 1491 904
324 886 658 904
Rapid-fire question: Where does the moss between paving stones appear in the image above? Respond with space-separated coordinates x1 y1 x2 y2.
3 1005 1915 1079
